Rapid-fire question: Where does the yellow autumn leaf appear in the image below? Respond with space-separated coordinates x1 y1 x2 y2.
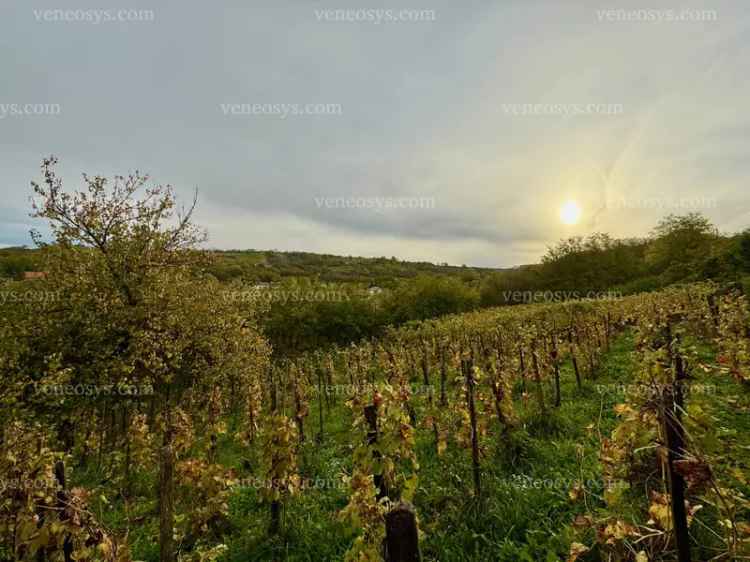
567 542 589 562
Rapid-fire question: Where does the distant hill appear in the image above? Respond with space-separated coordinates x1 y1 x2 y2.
0 246 508 287
206 250 507 287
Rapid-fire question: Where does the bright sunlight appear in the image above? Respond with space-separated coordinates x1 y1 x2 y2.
560 200 582 225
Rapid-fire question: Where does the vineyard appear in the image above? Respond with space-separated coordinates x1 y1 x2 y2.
4 276 750 561
2 171 750 561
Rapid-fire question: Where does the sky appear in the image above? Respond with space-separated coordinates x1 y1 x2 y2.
1 0 748 267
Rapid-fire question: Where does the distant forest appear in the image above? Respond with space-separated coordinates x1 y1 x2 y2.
0 246 499 286
3 213 749 355
205 250 500 286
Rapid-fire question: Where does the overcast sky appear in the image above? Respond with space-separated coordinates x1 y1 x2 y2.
1 0 748 267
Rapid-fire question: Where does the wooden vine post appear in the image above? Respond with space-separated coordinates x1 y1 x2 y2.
421 339 440 454
159 390 176 562
363 403 388 501
268 367 281 535
531 345 546 414
662 326 692 562
316 359 325 443
438 343 447 407
488 351 510 438
461 353 481 500
518 346 527 394
324 354 335 408
363 401 421 561
567 327 582 390
550 334 562 407
384 502 421 562
605 312 612 352
291 361 306 444
582 325 596 378
54 460 74 562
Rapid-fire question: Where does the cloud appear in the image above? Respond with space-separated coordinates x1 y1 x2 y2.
1 0 748 266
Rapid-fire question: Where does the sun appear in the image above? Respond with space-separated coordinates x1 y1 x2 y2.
560 200 582 225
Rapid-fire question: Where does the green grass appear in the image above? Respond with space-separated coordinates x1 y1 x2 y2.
73 330 749 561
217 332 639 561
410 335 636 561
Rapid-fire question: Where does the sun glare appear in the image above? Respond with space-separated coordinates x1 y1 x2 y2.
560 200 582 225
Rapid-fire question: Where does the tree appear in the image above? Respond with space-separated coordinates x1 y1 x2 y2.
383 276 479 323
645 213 718 280
479 266 544 307
21 157 270 562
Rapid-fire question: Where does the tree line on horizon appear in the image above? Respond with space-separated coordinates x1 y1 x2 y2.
482 213 750 306
224 212 750 355
3 210 749 357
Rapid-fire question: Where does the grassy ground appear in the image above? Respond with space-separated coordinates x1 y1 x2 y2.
74 329 750 561
219 332 637 562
